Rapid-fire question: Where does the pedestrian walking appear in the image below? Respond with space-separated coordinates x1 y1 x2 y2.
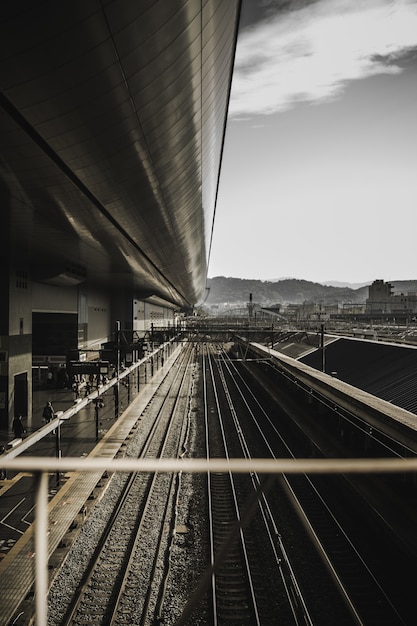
42 401 54 423
72 380 80 399
12 414 25 438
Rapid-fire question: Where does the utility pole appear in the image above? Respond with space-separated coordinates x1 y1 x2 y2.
321 323 325 373
248 293 254 322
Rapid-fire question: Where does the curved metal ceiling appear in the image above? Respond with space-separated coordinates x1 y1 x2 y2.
0 0 240 307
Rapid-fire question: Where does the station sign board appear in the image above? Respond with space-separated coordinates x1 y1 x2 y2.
68 360 110 375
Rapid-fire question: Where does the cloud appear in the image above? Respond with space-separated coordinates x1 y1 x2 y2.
230 0 417 117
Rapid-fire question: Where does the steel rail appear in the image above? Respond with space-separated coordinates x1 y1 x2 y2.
58 345 194 626
134 347 195 626
151 351 200 624
203 346 218 626
207 344 262 625
216 347 313 625
221 348 363 623
221 347 403 624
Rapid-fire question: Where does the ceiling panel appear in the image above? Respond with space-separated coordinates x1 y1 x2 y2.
0 0 241 306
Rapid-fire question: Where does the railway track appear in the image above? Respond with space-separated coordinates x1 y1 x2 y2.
218 345 414 624
196 345 311 625
44 340 416 625
49 344 196 626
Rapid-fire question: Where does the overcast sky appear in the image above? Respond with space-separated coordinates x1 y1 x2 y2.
208 0 417 285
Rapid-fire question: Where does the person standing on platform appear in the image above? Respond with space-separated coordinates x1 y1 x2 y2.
72 380 80 400
42 401 54 423
12 414 25 439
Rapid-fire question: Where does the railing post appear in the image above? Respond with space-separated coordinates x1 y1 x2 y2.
115 320 121 418
95 402 99 441
34 470 49 626
55 423 61 486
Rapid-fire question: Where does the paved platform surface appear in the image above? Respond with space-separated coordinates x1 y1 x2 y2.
0 345 180 626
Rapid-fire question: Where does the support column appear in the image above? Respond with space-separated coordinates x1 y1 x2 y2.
0 265 33 433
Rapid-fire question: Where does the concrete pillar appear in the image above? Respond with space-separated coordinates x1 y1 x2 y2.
0 266 33 433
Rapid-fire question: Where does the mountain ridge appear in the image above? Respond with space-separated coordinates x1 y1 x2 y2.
205 277 417 306
269 278 371 289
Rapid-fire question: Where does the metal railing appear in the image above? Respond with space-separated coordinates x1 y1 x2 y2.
2 454 417 626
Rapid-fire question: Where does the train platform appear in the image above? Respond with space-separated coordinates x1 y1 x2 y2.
0 346 181 626
0 386 78 451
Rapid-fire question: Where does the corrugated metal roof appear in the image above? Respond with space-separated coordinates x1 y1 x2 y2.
299 337 417 415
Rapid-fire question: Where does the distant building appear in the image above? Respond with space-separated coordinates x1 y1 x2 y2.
341 302 366 315
366 279 417 315
292 301 339 321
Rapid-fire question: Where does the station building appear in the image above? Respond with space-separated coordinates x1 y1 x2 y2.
0 0 241 431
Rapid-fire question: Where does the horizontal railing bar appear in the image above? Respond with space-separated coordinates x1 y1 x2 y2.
1 456 417 474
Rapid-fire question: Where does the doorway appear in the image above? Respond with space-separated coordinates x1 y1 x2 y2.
14 372 28 417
